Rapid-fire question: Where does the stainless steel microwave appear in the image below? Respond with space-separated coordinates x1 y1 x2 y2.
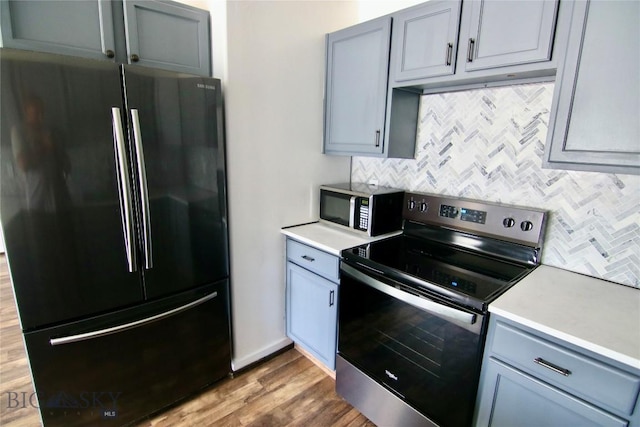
319 183 404 236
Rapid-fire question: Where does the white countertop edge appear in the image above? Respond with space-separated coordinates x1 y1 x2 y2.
281 222 402 256
490 306 640 370
280 228 342 256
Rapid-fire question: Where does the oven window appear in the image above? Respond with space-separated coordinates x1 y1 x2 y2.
339 272 485 427
320 191 351 227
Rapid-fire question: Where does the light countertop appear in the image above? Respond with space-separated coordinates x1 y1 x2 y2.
281 222 400 256
491 265 640 370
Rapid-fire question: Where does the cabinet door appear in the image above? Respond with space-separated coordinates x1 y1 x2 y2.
0 0 117 61
475 358 628 427
461 0 558 72
123 0 211 76
286 262 338 370
544 0 640 174
324 17 391 156
391 1 462 82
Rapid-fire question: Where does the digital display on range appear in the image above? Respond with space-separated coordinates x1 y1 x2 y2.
460 208 487 224
439 204 458 218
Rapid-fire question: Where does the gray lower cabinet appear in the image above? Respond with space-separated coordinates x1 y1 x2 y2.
475 316 640 427
324 17 394 157
0 0 211 76
285 239 339 370
543 0 640 175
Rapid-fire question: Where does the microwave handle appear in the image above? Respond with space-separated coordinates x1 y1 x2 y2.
349 196 356 229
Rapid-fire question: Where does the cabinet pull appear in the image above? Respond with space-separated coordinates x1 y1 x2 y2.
533 357 572 377
301 255 315 262
329 290 335 307
467 38 475 62
105 49 115 59
445 43 453 66
375 130 381 147
130 54 140 62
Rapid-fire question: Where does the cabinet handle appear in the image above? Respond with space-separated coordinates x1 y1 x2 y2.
445 43 453 66
329 290 335 307
130 54 140 62
375 130 381 147
301 255 315 262
105 49 115 59
533 357 572 377
467 38 475 62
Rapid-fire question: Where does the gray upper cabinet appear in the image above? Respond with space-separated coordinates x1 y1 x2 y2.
391 1 462 82
544 0 640 175
0 0 117 61
123 0 210 75
324 17 391 156
388 0 561 91
460 0 558 73
0 0 211 76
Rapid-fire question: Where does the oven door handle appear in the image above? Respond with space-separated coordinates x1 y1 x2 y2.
341 263 477 325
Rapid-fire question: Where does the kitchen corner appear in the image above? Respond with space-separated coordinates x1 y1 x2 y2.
476 266 640 426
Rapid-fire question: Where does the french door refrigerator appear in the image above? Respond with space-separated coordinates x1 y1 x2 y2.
0 48 232 426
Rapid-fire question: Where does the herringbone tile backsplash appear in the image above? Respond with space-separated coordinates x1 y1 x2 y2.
352 83 640 288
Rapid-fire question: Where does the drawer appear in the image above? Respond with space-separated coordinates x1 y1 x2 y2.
286 239 340 283
491 320 640 415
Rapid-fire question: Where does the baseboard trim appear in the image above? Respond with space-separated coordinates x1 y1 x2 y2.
231 337 292 371
294 344 336 379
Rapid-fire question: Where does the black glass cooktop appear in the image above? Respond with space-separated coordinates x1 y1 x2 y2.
342 234 533 311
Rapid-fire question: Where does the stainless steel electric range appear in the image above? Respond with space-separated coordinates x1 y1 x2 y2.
336 191 547 427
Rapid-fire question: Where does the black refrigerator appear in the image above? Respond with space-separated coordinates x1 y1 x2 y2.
0 48 232 426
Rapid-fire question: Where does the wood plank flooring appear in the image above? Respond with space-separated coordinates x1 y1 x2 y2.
0 254 374 426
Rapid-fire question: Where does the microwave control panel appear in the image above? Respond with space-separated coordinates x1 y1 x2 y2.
357 198 370 230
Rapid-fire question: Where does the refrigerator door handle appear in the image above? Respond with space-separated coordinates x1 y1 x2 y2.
50 291 218 346
111 107 137 273
130 109 153 270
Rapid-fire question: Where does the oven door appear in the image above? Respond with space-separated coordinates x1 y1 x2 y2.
339 262 486 427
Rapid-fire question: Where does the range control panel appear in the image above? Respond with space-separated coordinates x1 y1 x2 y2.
403 192 547 248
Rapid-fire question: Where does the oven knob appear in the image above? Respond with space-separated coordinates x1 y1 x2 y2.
419 202 428 212
408 199 416 211
520 220 534 232
503 217 515 228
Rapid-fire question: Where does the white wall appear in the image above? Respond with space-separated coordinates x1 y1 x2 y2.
179 0 423 370
220 1 355 369
357 0 425 22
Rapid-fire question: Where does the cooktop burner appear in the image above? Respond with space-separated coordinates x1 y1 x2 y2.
342 235 533 310
341 192 547 312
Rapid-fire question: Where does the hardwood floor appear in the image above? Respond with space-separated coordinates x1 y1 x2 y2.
0 255 374 426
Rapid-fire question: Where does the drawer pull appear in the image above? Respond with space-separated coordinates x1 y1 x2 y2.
534 357 572 377
301 255 315 262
